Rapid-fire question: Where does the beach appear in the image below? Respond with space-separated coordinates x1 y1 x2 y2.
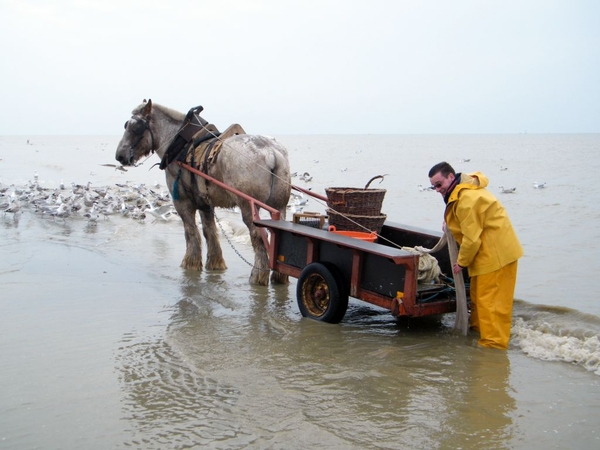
1 134 599 449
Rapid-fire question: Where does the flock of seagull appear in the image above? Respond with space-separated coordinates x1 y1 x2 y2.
0 173 177 226
0 161 323 227
0 173 315 226
2 161 549 225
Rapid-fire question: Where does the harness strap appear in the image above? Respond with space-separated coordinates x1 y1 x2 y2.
202 139 220 173
159 106 214 170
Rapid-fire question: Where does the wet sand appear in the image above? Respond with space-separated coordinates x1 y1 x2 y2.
2 209 600 449
2 134 600 448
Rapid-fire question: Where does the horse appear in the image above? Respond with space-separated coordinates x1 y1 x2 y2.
115 99 291 286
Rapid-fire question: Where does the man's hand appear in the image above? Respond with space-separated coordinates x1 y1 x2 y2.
452 262 464 274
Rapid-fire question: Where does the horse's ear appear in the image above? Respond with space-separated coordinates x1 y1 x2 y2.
142 99 152 116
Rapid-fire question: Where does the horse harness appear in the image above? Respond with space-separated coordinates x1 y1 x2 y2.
158 105 246 205
124 115 156 155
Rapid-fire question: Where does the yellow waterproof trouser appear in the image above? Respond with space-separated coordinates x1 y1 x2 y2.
469 261 518 349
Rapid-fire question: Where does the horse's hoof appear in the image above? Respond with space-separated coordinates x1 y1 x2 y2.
206 258 227 271
181 259 203 271
270 272 289 285
250 268 270 286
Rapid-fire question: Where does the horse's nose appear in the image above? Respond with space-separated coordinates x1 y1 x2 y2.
116 153 128 165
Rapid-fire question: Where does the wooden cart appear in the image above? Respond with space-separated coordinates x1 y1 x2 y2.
255 216 458 323
177 161 462 324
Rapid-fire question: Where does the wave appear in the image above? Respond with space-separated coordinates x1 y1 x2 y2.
512 300 600 375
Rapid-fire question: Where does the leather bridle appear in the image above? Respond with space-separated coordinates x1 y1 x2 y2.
124 115 156 159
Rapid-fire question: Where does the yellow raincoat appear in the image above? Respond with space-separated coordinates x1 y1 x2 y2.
445 172 523 349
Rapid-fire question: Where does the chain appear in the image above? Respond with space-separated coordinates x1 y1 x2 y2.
213 210 270 272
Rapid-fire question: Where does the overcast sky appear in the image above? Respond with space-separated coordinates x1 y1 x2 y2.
1 0 598 135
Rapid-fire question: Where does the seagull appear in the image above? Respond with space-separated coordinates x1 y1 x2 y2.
51 203 71 220
145 202 175 222
130 207 146 222
500 166 508 171
533 181 547 189
4 198 22 215
299 172 312 182
418 184 434 192
289 191 304 201
99 201 119 219
499 186 516 194
120 201 133 217
84 203 99 225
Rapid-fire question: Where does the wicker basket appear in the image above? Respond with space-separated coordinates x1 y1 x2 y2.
325 175 387 216
327 209 387 234
325 187 386 216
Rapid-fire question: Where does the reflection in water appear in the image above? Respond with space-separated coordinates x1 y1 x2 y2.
435 349 515 449
115 267 517 449
2 214 21 229
115 331 254 448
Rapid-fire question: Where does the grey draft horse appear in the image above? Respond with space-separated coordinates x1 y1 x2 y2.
115 99 291 285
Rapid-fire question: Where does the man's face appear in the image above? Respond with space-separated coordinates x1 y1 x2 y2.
429 172 455 197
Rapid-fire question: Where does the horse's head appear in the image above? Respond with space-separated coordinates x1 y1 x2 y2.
115 99 156 166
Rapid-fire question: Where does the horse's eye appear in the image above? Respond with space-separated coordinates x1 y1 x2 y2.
129 118 146 135
124 121 129 130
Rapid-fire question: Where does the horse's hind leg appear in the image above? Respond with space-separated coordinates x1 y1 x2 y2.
238 204 270 286
173 199 203 271
199 207 227 270
269 207 289 285
270 267 289 285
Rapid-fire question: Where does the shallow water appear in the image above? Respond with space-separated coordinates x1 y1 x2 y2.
1 134 599 449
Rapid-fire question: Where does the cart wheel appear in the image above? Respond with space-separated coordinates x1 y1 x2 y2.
297 262 349 323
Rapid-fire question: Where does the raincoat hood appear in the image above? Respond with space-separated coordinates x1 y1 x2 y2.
446 172 489 204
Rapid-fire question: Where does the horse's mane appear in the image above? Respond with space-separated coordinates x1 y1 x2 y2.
132 101 186 122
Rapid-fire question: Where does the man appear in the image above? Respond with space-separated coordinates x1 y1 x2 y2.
428 162 523 349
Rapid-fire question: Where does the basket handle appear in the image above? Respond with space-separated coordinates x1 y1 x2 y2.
364 174 387 189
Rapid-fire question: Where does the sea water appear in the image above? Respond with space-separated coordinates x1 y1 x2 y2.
1 134 599 449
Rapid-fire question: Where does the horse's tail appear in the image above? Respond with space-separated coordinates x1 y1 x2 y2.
266 146 292 216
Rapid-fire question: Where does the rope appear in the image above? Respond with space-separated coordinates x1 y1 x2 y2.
417 231 469 335
399 246 442 284
444 227 469 335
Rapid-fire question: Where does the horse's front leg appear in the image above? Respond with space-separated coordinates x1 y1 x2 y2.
172 198 203 271
198 207 227 271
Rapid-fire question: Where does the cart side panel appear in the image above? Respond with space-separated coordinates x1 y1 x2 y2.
277 230 309 268
319 242 353 283
275 234 409 300
360 252 407 298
